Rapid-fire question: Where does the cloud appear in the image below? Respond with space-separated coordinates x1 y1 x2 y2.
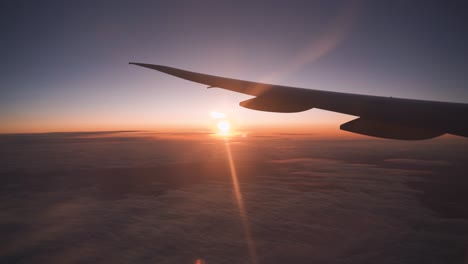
385 158 450 166
1 132 468 263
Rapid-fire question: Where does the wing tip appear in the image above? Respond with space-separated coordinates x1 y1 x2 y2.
129 62 175 73
129 62 154 67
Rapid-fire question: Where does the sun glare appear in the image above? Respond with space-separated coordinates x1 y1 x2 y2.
217 120 231 134
211 111 233 135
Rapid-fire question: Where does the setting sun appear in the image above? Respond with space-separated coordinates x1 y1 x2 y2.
211 111 233 135
217 120 231 134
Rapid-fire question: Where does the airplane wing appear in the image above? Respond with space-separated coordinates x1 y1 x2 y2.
130 62 468 140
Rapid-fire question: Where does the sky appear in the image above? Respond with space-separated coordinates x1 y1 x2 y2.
1 0 468 133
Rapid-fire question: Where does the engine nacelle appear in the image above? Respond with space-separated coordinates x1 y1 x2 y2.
340 118 445 140
239 96 313 113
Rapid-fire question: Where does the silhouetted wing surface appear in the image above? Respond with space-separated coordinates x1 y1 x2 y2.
130 63 468 140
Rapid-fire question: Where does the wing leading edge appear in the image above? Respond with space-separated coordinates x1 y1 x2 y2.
130 62 468 140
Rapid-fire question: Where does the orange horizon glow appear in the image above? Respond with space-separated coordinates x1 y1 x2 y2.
0 122 358 137
0 126 393 143
2 118 463 141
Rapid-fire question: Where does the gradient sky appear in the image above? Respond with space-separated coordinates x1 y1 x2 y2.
1 0 467 133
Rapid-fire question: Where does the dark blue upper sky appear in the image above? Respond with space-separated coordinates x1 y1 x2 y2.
1 0 467 132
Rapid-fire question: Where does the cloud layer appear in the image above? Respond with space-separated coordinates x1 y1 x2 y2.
1 132 467 263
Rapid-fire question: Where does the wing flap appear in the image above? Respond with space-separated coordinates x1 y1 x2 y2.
340 118 445 140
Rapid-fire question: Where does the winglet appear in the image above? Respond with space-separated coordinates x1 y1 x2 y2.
129 62 167 71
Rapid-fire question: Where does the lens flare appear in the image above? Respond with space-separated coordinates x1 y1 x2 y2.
210 111 227 119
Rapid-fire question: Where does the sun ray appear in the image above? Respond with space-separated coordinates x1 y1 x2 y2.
224 138 257 264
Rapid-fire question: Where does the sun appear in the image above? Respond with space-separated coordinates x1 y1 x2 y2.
217 120 231 134
210 111 233 135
